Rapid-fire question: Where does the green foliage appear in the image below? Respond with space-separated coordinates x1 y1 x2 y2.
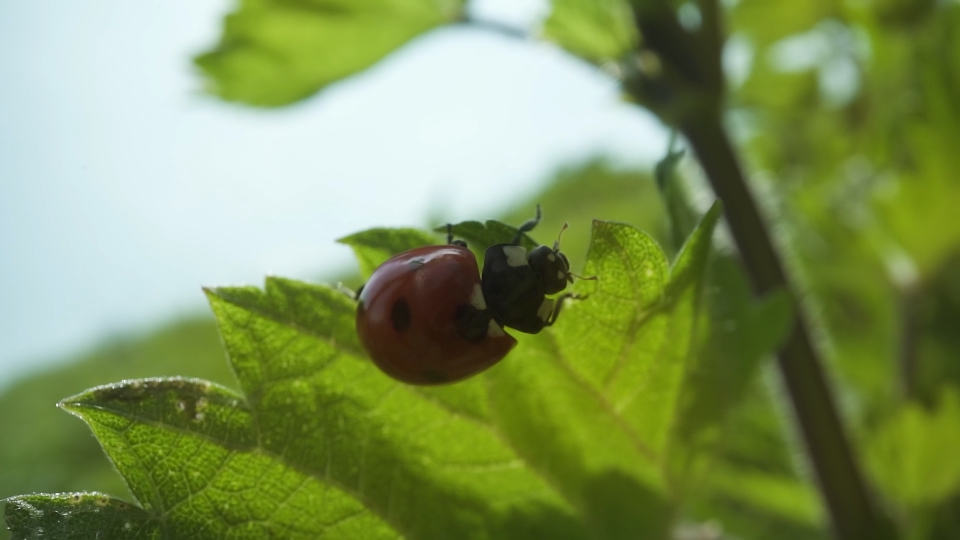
6 0 960 538
4 203 737 538
866 388 960 508
542 0 638 63
196 0 464 106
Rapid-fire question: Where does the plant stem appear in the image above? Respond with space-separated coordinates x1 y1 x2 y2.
681 113 888 539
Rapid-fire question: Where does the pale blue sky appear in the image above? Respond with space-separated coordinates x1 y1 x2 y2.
0 0 667 385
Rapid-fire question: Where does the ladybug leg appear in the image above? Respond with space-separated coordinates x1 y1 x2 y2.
511 204 542 245
446 223 468 248
545 293 588 327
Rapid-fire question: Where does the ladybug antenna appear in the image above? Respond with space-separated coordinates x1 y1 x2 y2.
447 223 467 247
567 271 598 283
553 222 569 251
512 204 542 245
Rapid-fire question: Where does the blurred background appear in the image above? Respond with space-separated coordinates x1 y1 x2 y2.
3 0 960 539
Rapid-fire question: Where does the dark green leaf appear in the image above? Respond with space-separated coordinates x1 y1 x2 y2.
437 219 539 252
4 493 159 540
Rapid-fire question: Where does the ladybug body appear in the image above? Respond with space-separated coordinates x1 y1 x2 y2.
355 207 580 385
355 245 516 385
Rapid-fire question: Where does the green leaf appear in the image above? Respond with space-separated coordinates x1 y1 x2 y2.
867 388 960 507
203 278 584 539
542 0 638 63
338 228 438 279
552 202 720 464
5 493 159 540
196 0 465 106
28 378 396 538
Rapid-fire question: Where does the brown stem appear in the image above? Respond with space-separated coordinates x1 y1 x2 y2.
681 114 891 539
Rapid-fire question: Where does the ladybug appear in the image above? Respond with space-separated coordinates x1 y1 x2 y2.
354 206 586 385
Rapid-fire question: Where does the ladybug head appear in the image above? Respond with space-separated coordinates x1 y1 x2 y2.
528 245 571 295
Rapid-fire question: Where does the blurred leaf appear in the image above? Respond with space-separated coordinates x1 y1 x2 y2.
338 227 438 279
196 0 464 106
543 0 638 63
867 388 960 507
730 0 840 49
676 256 793 451
708 465 822 527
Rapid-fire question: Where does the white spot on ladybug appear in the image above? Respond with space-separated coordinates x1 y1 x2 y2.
470 283 487 310
502 245 528 267
537 298 555 322
487 319 506 337
547 253 556 262
556 271 565 280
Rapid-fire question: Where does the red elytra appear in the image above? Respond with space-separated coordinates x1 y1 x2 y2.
355 245 517 385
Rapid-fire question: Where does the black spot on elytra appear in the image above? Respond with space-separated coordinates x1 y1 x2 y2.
391 298 411 332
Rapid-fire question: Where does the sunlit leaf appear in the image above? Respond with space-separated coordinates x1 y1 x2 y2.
551 203 720 462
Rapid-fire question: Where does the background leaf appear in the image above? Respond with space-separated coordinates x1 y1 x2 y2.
542 0 638 63
866 388 960 507
195 0 465 106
